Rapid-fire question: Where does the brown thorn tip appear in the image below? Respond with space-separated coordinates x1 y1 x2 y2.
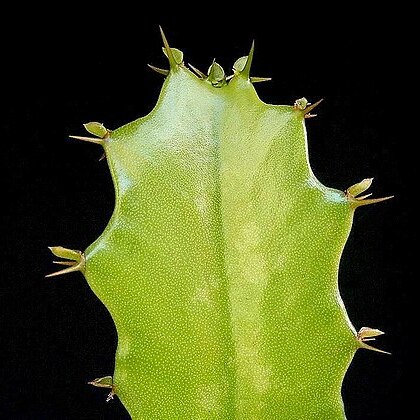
147 64 169 76
302 98 324 115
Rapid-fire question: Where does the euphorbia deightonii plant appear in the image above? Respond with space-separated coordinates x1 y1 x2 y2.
48 28 392 419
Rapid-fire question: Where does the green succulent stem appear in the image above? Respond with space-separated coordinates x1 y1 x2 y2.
48 30 391 419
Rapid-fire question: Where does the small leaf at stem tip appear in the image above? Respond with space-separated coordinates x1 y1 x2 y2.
88 376 113 389
294 97 309 110
207 61 226 87
48 246 82 261
357 327 385 341
357 327 390 354
83 122 108 138
147 64 169 76
233 56 247 73
346 178 374 198
162 47 184 65
233 42 255 79
188 63 207 79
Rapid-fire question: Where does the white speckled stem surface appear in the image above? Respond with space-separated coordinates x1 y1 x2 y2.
84 68 358 419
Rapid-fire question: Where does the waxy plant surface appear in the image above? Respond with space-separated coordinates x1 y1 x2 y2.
48 29 391 419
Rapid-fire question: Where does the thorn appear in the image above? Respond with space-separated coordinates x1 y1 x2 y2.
352 195 394 208
241 40 255 79
46 246 85 277
98 152 106 162
69 135 104 145
250 76 272 83
346 178 393 208
188 63 207 79
302 98 324 115
359 341 391 355
147 63 169 76
357 327 390 355
294 98 323 118
207 61 226 87
53 261 75 266
45 264 84 278
159 26 177 69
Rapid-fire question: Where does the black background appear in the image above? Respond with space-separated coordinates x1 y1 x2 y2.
1 13 414 420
